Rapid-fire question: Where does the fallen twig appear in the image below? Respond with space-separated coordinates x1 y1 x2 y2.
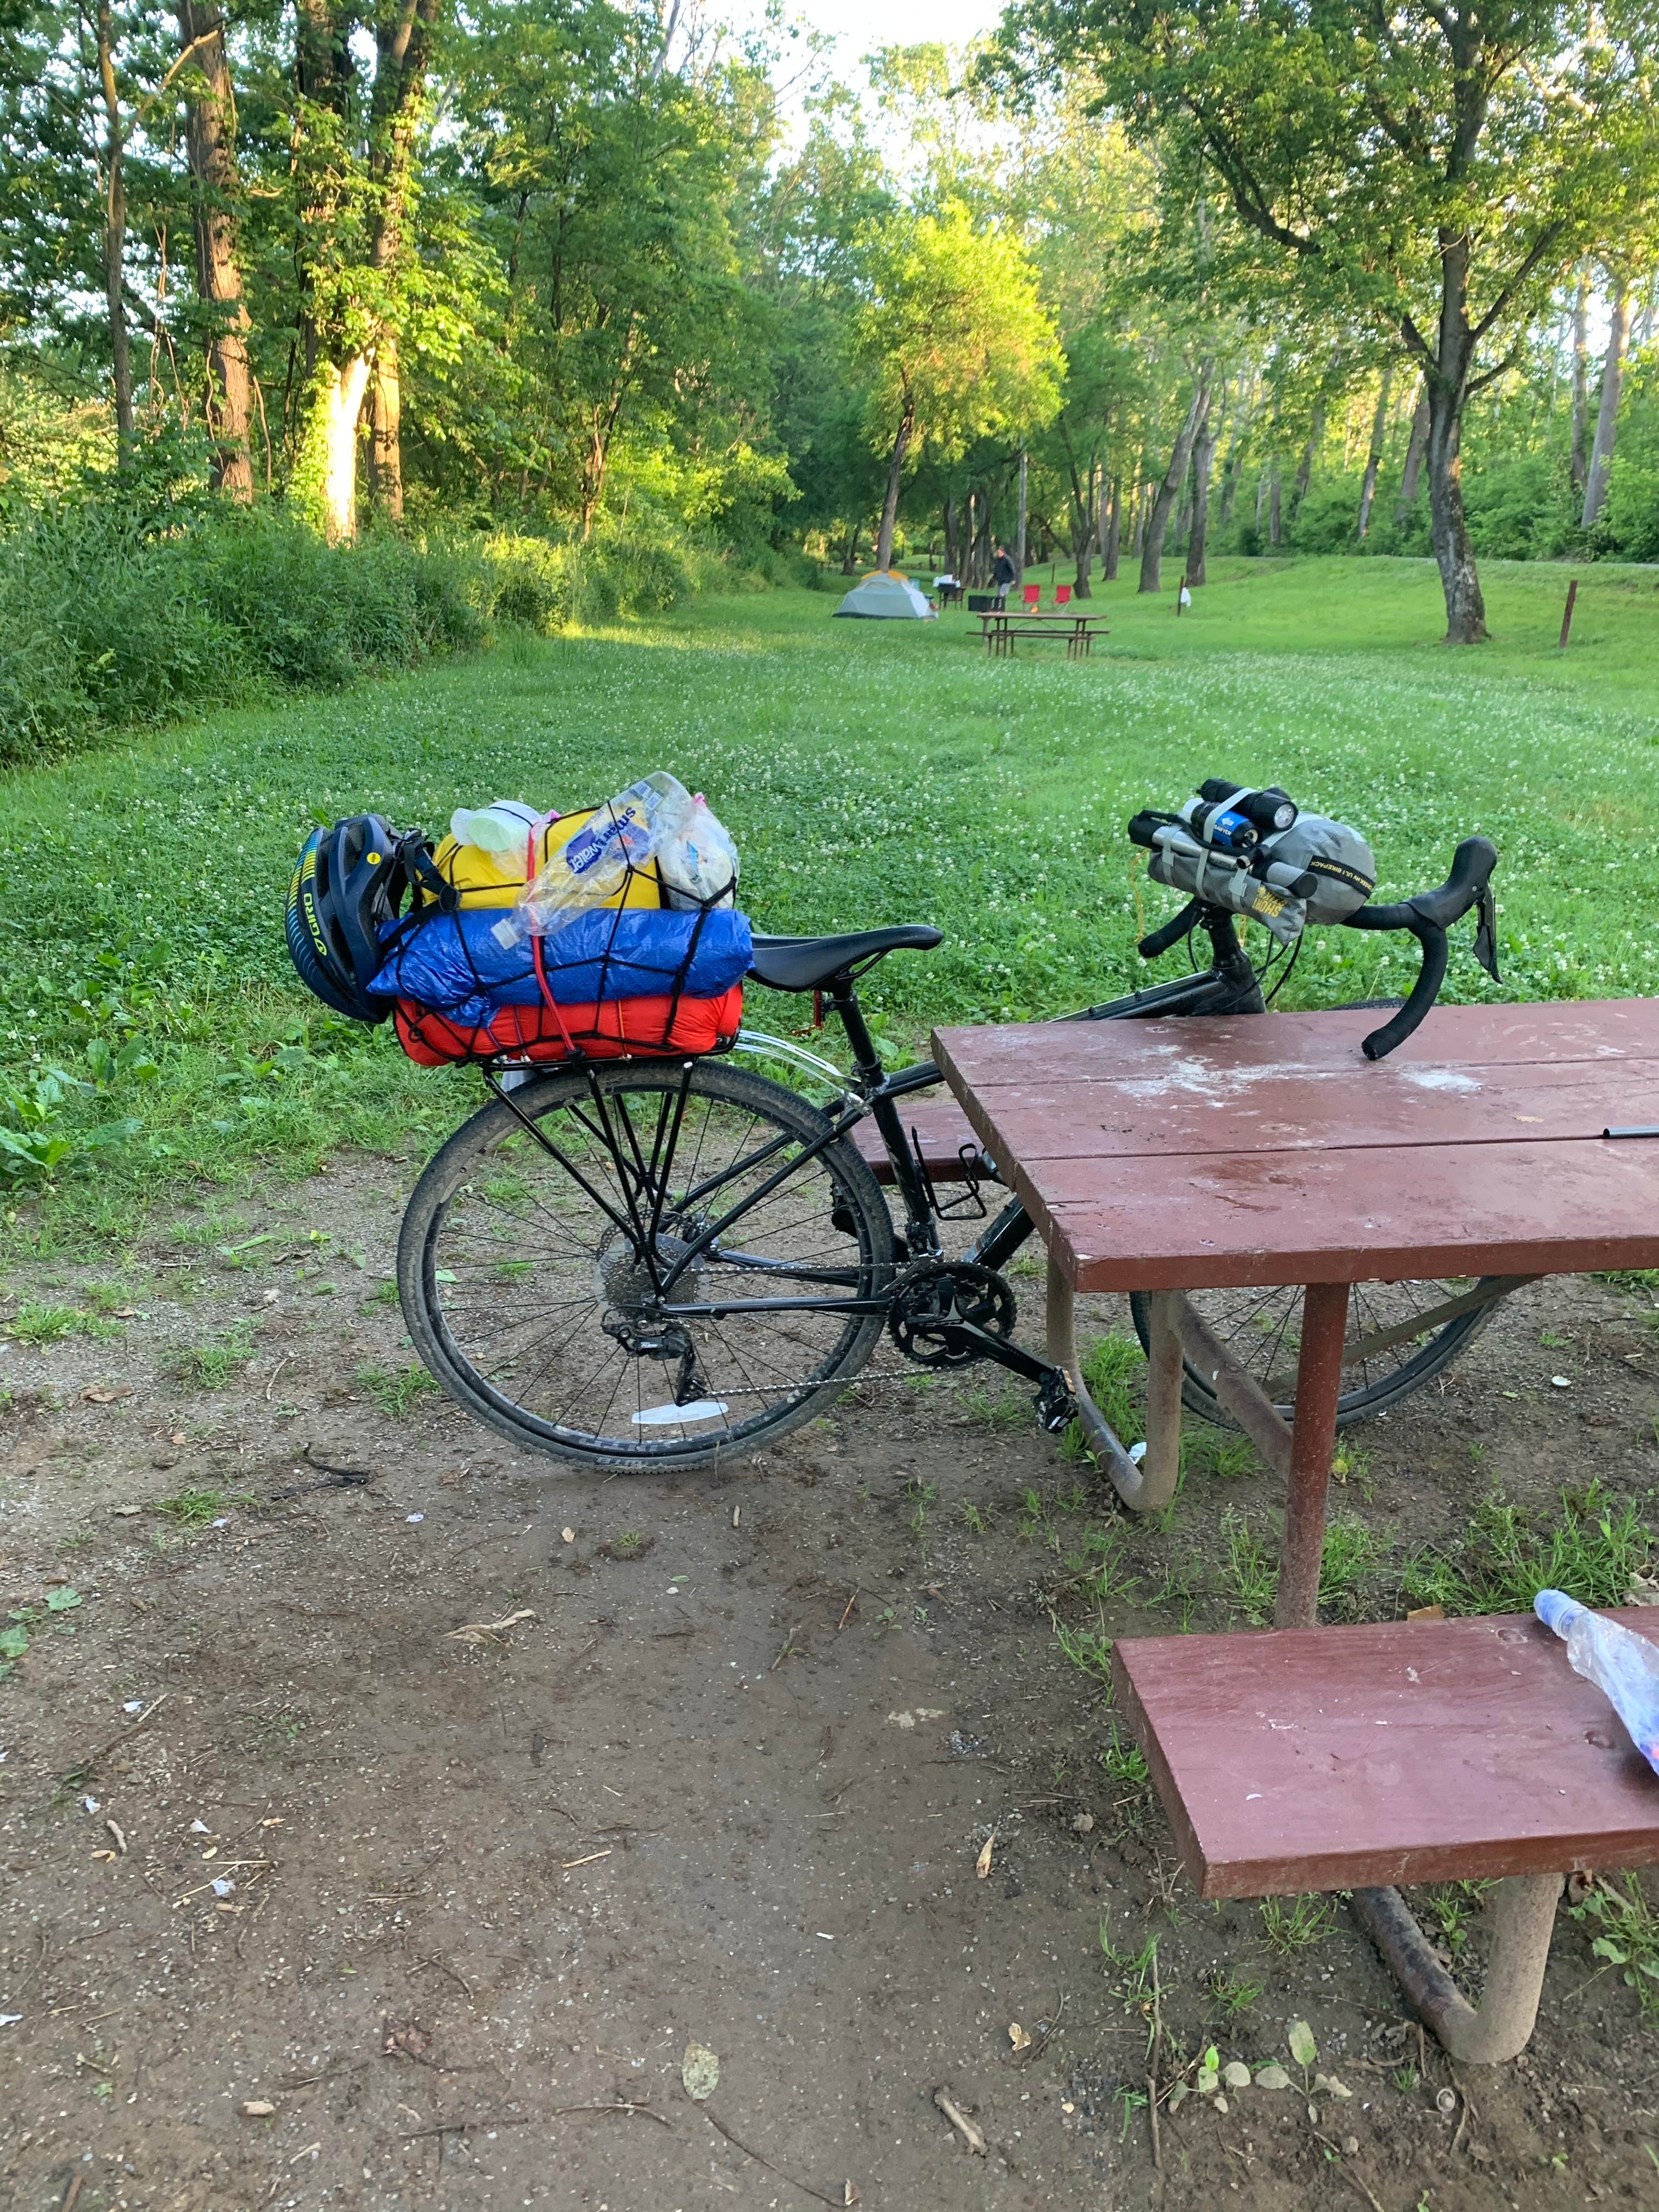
932 2088 987 2156
549 2100 671 2126
1310 2131 1387 2212
701 2109 846 2205
1147 1945 1162 2173
561 1849 612 1871
64 1693 170 1787
400 2116 531 2141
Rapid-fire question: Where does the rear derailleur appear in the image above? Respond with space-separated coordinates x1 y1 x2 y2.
602 1314 711 1410
886 1259 1076 1434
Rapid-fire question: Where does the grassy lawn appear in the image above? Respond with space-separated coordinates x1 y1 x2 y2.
3 552 1656 1247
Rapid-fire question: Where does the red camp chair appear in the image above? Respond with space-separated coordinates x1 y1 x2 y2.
1022 583 1041 609
1054 584 1073 606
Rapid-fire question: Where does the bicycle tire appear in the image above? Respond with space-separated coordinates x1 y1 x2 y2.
398 1059 895 1471
1127 1278 1506 1428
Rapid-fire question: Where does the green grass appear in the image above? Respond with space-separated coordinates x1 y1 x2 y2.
1260 1893 1337 1955
173 1322 254 1388
356 1361 439 1417
1401 1480 1653 1614
153 1485 242 1525
5 556 1659 1244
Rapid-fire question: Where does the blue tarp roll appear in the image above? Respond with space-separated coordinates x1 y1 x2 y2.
371 906 753 1029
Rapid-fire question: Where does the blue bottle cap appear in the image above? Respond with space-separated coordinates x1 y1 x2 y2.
1534 1588 1583 1636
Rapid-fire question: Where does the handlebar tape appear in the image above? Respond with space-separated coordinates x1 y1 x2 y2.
1344 836 1498 1059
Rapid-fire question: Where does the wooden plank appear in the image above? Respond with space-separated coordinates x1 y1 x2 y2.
934 998 1659 1090
849 1100 992 1186
1037 1136 1659 1290
930 1057 1659 1165
1112 1611 1659 1898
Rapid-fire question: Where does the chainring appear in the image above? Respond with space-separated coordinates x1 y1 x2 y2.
887 1258 1017 1370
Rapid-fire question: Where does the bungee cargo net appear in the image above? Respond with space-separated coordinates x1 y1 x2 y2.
286 779 749 1069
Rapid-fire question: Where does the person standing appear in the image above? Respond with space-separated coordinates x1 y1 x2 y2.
991 542 1017 609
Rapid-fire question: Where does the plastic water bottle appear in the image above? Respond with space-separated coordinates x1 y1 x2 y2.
450 800 541 855
493 772 694 946
1534 1589 1659 1776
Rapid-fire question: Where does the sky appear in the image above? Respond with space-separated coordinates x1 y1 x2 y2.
777 0 1008 50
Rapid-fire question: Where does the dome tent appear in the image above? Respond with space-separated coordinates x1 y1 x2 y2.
833 569 935 619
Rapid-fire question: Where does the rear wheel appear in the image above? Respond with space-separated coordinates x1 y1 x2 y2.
398 1060 894 1470
1128 1277 1506 1427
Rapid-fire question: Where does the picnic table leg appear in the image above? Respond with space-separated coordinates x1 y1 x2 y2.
1274 1280 1350 1629
1046 1251 1177 1510
1352 1873 1561 2063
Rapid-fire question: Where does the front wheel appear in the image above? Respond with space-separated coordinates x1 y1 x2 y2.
1127 1277 1507 1428
398 1060 895 1471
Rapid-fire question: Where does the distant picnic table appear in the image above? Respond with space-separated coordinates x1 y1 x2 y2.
976 608 1108 659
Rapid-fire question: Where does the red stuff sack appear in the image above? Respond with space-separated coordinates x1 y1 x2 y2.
394 984 743 1068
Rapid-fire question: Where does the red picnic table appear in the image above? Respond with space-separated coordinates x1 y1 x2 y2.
932 997 1659 1627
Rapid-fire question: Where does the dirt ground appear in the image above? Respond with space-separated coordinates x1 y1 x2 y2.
2 1156 1657 2212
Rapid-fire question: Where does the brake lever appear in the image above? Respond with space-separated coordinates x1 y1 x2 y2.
1472 884 1500 983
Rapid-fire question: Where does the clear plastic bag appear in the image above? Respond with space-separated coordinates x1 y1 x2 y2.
493 774 688 947
658 793 739 910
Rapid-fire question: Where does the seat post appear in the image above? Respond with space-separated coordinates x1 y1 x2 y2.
830 975 939 1255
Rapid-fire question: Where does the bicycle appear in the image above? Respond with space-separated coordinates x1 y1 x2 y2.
396 800 1503 1476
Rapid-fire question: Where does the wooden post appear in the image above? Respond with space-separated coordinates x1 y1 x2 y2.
1559 577 1578 648
1274 1280 1350 1628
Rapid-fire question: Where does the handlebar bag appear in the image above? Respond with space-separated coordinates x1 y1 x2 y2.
1146 827 1310 945
1256 815 1376 923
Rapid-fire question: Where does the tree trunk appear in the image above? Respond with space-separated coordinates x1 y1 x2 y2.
1102 477 1120 580
1015 446 1028 580
839 521 861 574
1425 373 1484 641
1141 369 1213 592
317 355 373 541
1268 459 1282 546
1397 386 1429 518
1569 267 1592 493
943 496 957 577
1291 397 1323 516
873 398 913 571
368 345 403 519
95 0 133 461
364 0 440 520
175 3 252 499
1581 277 1630 533
1186 405 1219 585
1356 362 1393 541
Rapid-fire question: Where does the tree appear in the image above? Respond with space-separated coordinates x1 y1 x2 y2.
1582 274 1632 531
852 202 1062 571
1138 356 1209 590
173 2 252 497
1001 0 1659 641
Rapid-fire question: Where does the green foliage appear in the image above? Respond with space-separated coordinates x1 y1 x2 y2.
1402 1481 1653 1616
1570 1875 1659 2018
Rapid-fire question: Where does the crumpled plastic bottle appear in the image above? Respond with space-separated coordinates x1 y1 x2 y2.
492 772 691 946
658 793 740 909
1534 1588 1659 1776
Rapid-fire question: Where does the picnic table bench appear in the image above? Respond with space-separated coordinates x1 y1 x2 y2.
933 998 1659 1627
977 609 1108 659
1113 1609 1659 2059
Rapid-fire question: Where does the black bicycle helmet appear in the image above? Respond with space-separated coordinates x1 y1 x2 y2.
286 814 414 1023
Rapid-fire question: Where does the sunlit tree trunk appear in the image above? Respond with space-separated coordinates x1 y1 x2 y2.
95 0 133 462
1396 385 1429 519
1356 362 1393 541
1581 278 1630 532
316 356 373 541
873 391 914 571
175 2 252 499
1186 402 1219 584
1569 267 1592 494
368 348 403 519
1140 369 1211 594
